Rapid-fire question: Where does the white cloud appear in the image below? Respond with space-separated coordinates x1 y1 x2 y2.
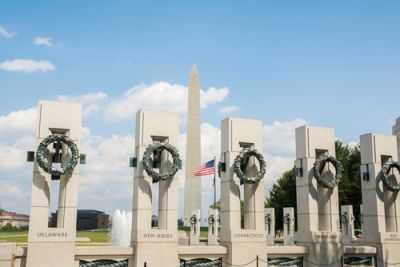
57 92 108 118
105 82 229 121
0 183 25 199
0 26 16 39
219 106 239 113
0 144 29 171
200 87 229 108
201 123 221 162
79 131 134 188
0 108 36 141
263 119 306 157
33 37 54 47
0 59 55 73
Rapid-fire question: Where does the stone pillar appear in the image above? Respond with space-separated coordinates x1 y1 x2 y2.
341 205 355 244
0 243 16 267
264 208 275 246
27 101 82 267
295 125 342 267
392 116 400 161
219 118 266 267
360 204 364 234
283 207 295 245
208 208 219 245
189 209 201 245
131 110 179 267
360 133 400 267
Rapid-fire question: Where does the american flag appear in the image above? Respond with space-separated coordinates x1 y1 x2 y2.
193 159 215 176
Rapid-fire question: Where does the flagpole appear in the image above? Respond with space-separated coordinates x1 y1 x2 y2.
213 156 216 210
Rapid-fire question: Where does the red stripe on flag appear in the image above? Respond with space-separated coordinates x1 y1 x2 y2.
193 160 215 176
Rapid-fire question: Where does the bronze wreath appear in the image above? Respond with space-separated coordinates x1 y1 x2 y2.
208 215 215 225
36 135 79 176
340 214 349 224
313 154 343 189
234 149 266 184
283 214 290 225
190 215 197 225
264 214 271 225
142 143 180 183
380 160 400 192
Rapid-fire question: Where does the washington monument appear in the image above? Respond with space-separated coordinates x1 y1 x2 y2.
184 64 201 225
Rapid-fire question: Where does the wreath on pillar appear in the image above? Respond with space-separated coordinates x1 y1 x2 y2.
142 143 180 183
313 154 343 189
36 134 80 176
264 214 271 225
283 214 291 225
340 214 349 224
233 149 266 184
208 215 215 225
380 160 400 192
190 215 197 225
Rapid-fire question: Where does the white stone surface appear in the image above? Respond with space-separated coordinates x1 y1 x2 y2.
392 116 400 161
184 64 202 226
208 208 219 245
0 243 16 267
189 209 201 245
130 110 180 267
341 205 356 244
264 208 275 246
295 125 342 267
360 133 400 267
219 117 267 267
283 207 295 245
27 101 82 267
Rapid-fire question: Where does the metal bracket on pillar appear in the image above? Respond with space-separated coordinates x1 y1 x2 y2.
178 159 182 169
362 164 370 181
129 157 137 168
294 167 303 177
294 158 303 177
218 161 226 176
80 154 86 164
27 151 35 162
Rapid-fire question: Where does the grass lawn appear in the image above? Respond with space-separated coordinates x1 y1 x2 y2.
76 231 110 243
178 226 209 238
0 231 28 243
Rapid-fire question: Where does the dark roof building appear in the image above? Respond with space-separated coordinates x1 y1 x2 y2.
51 209 109 230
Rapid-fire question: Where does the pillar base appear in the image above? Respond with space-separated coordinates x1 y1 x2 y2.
298 231 343 267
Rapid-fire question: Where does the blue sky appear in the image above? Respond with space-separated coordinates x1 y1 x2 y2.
0 1 399 217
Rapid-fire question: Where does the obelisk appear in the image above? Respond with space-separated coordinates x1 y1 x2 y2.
184 64 201 225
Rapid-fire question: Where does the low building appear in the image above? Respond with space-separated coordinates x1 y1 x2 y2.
0 212 30 228
50 209 109 230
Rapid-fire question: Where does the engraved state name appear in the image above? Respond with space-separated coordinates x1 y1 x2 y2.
385 234 400 241
233 233 264 238
36 232 68 238
143 233 173 238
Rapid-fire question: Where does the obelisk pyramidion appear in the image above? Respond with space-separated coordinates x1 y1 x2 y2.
184 64 202 225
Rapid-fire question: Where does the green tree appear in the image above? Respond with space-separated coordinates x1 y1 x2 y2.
265 170 296 231
336 141 362 227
